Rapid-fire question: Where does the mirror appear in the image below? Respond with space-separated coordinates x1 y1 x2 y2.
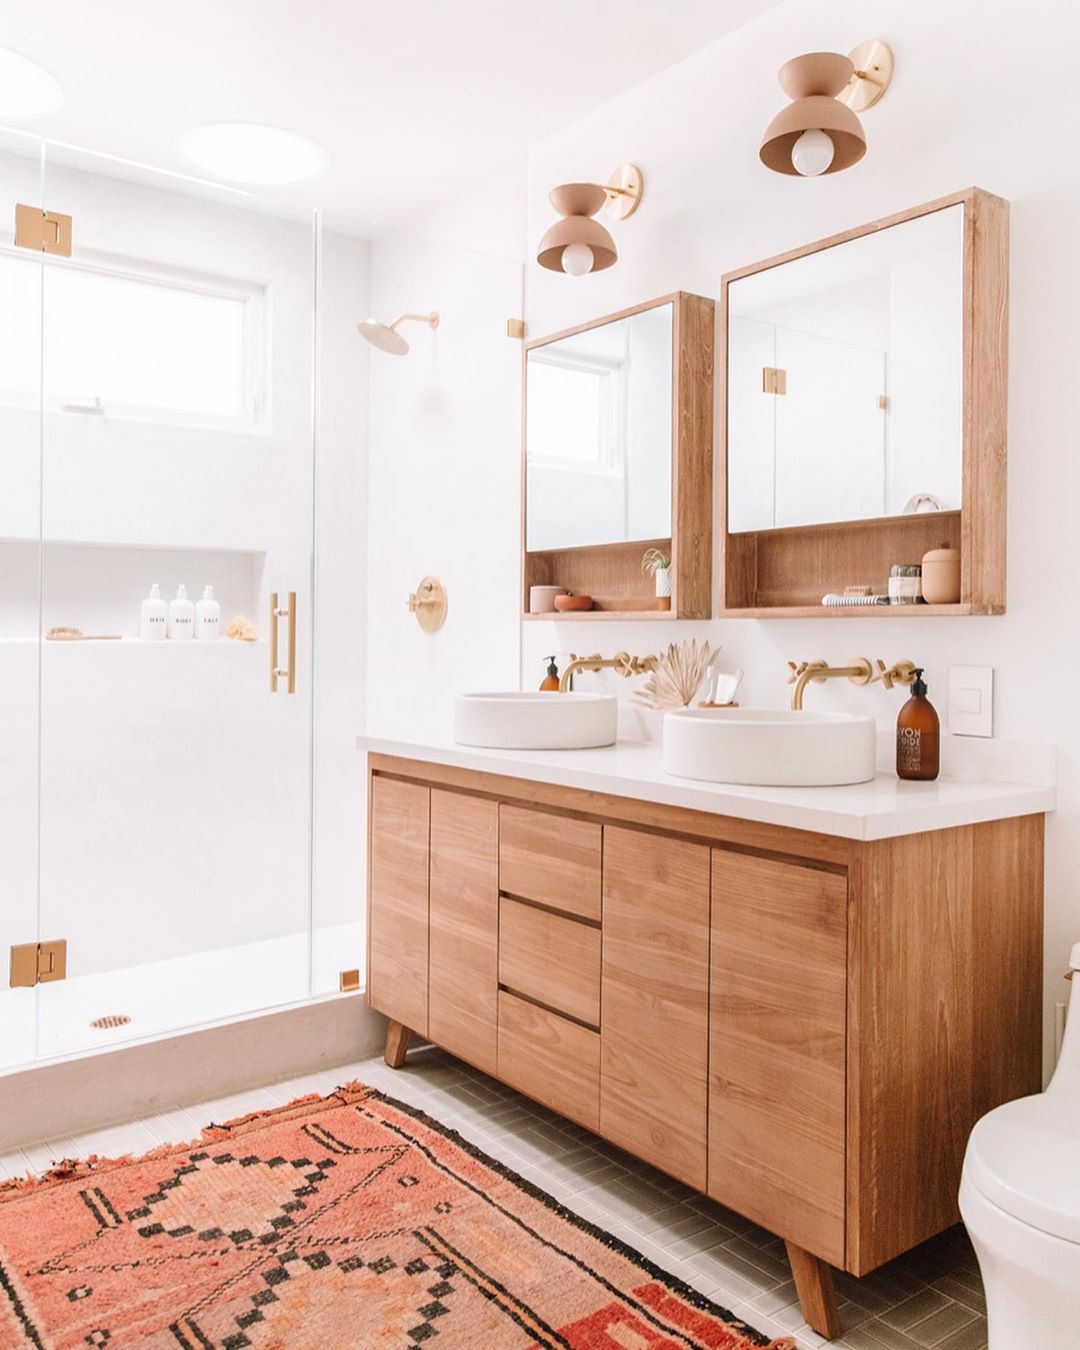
526 301 673 552
726 204 964 533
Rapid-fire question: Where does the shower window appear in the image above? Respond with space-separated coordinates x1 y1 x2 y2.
0 246 265 429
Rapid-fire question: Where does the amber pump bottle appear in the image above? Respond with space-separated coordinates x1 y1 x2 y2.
896 668 940 781
539 656 560 692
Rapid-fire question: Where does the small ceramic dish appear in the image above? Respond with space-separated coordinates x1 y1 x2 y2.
554 594 594 612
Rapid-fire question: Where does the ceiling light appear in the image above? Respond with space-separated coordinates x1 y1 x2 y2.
760 41 894 177
176 123 330 186
0 47 63 122
536 165 644 276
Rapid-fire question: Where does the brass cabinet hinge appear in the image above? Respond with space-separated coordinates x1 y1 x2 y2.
339 969 361 993
506 318 526 340
15 203 72 257
762 366 787 395
9 939 68 988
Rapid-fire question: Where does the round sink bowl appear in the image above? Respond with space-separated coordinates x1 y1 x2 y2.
454 691 617 750
663 706 876 786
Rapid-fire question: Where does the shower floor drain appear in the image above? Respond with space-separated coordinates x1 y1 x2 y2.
90 1014 131 1030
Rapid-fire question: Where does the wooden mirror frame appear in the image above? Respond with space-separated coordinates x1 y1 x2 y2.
718 187 1009 618
522 291 715 621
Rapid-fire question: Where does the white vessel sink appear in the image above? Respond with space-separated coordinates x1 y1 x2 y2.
454 691 618 750
663 707 876 787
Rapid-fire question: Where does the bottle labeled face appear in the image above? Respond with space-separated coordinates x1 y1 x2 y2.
195 584 220 640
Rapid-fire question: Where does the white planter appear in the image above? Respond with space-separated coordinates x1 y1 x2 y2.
654 567 672 599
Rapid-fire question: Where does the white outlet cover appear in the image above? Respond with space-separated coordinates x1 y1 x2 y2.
948 665 994 738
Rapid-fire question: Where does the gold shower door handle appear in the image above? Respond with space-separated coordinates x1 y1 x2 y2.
269 591 297 694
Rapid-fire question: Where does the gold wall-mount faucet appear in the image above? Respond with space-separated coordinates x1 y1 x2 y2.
787 657 917 711
559 650 658 693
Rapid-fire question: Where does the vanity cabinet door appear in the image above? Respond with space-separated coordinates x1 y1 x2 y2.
600 826 710 1189
368 777 430 1036
709 850 847 1265
429 789 499 1075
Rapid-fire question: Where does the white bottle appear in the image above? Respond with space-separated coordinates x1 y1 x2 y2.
168 584 194 641
195 584 220 641
140 583 168 641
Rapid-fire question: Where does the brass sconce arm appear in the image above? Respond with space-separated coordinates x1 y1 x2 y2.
559 650 658 693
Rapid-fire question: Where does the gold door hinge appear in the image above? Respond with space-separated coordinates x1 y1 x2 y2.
339 969 361 993
506 318 526 340
15 204 72 257
10 939 68 988
762 366 787 395
877 393 889 410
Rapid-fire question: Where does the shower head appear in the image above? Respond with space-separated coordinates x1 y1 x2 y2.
357 311 439 356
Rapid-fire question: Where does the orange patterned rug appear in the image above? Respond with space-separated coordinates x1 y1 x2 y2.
0 1083 794 1349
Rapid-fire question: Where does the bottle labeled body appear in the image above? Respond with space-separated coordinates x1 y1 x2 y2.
140 583 167 641
168 584 194 641
195 584 220 640
896 668 940 781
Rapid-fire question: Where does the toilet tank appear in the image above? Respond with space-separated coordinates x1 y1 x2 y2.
1048 942 1080 1097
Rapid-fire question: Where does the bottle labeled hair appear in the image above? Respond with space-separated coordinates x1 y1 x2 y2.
539 655 560 691
896 668 940 781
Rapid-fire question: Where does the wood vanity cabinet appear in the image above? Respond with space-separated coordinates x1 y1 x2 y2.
366 754 1044 1339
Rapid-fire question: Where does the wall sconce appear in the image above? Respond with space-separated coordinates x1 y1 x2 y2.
536 164 643 275
760 39 894 177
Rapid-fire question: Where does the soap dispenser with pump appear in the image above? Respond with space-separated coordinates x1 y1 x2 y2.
539 656 560 691
195 585 220 640
140 583 167 641
896 667 940 781
168 584 194 641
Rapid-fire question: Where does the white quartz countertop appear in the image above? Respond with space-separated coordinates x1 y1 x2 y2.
357 734 1056 842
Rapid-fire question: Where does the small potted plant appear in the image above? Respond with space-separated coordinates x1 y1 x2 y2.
642 548 672 611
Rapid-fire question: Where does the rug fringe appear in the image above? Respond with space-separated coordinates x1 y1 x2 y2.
0 1080 377 1202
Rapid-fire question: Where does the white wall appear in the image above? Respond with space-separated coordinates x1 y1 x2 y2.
365 162 527 743
517 0 1079 1073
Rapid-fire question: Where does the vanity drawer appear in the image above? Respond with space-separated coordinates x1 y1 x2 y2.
499 897 600 1027
498 804 601 921
497 991 599 1132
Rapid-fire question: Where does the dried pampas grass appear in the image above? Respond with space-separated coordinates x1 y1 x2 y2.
636 639 714 711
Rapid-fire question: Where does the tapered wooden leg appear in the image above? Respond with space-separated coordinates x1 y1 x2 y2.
785 1241 841 1340
384 1020 413 1068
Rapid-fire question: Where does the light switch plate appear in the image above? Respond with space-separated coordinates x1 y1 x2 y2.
948 665 994 737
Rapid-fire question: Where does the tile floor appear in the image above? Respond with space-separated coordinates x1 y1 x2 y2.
0 1045 987 1349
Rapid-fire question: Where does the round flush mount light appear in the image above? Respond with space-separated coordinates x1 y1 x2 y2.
176 122 330 186
0 47 64 121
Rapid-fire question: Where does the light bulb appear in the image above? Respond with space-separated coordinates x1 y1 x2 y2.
791 129 835 177
561 242 595 276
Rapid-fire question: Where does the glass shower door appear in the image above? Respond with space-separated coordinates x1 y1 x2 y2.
0 137 45 1069
34 143 317 1058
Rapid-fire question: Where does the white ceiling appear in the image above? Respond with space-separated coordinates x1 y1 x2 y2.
0 0 783 236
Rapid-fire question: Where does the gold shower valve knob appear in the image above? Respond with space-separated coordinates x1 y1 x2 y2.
408 576 448 632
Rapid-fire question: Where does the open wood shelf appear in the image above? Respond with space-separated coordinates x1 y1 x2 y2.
720 603 973 619
722 511 967 614
523 608 674 622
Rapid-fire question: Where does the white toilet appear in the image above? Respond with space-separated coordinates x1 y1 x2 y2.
960 941 1080 1346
